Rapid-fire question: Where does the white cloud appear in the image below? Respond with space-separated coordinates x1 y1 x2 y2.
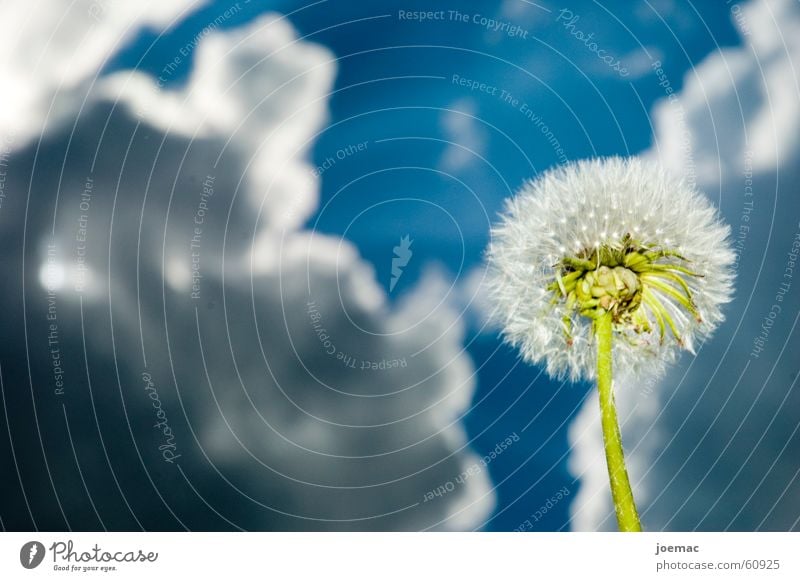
570 0 800 531
101 12 335 234
646 0 800 183
439 98 488 173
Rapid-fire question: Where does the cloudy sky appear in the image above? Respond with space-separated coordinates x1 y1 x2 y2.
0 0 797 532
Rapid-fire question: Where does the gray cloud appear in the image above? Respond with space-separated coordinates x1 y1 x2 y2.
0 7 492 530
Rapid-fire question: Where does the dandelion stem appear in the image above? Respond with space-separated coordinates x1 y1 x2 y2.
595 312 642 532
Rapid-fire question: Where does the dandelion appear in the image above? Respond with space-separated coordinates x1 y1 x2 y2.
486 157 735 531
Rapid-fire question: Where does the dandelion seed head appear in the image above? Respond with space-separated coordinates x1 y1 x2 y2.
485 157 735 382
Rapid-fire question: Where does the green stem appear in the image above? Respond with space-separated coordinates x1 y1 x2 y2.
595 312 642 532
